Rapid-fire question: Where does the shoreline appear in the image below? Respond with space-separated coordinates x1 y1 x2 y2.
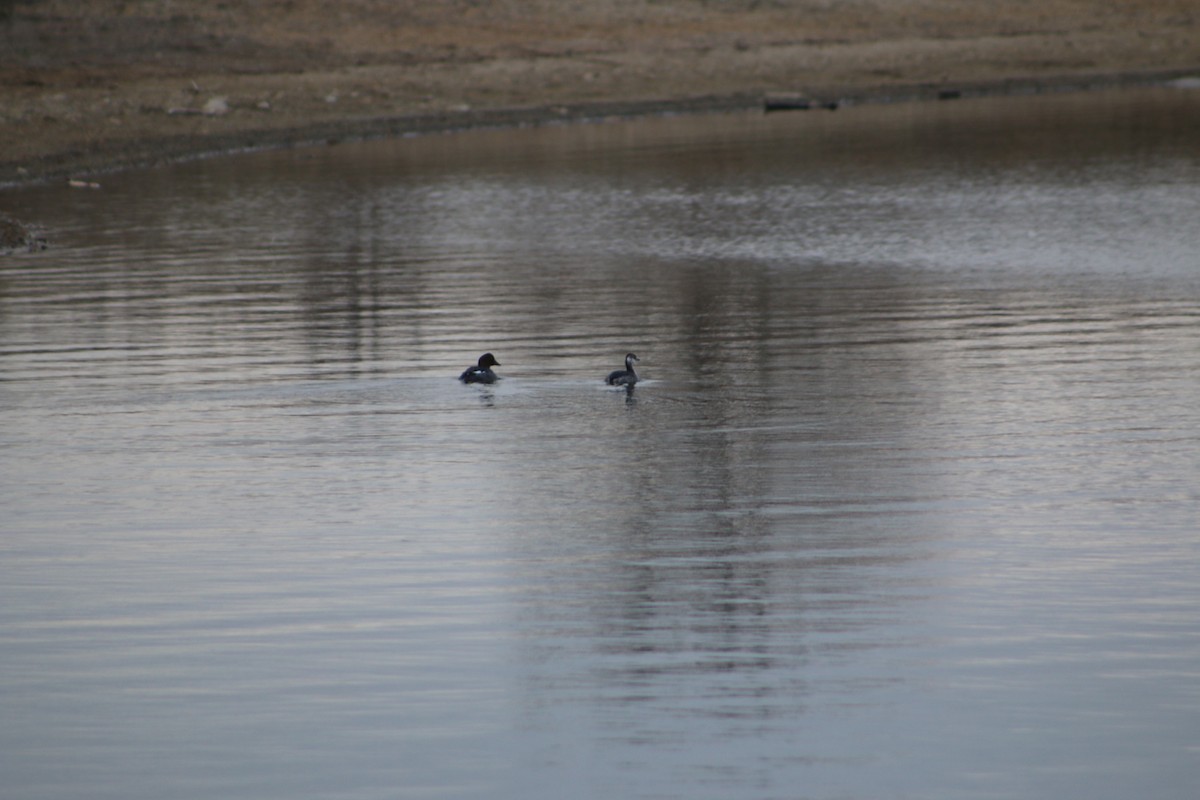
5 67 1197 190
2 1 1197 191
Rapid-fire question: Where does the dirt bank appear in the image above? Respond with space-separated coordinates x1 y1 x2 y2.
2 0 1198 186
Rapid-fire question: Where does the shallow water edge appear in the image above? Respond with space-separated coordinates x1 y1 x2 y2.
3 67 1197 190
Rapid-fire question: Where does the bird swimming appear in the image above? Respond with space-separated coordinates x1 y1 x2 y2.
460 353 501 384
605 353 640 386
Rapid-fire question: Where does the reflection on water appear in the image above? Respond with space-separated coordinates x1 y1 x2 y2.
2 88 1200 800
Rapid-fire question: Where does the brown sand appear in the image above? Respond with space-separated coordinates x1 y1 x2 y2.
1 0 1198 187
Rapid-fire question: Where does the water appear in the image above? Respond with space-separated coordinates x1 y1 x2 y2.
2 88 1200 800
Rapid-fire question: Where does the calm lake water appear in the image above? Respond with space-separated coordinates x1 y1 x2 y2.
3 87 1200 800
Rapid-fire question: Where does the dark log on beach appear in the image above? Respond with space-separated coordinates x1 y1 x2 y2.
763 94 840 113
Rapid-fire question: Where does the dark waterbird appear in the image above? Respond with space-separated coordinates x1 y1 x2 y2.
460 353 501 384
605 353 640 386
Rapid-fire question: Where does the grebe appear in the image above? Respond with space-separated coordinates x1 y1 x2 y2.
605 353 640 386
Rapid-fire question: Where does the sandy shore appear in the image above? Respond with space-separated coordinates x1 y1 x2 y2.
2 0 1198 188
